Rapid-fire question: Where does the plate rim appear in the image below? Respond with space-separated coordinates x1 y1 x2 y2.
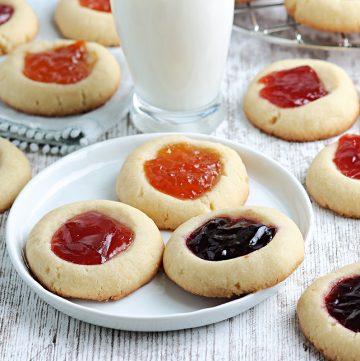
6 132 313 328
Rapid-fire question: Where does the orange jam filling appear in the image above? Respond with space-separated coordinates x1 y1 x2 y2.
144 143 223 200
23 41 95 85
79 0 111 12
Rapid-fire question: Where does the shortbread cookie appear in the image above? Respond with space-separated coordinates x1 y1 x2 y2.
244 59 359 141
297 263 360 361
285 0 360 33
284 0 296 15
116 136 249 230
0 137 31 212
26 200 164 301
0 40 121 116
0 0 38 54
163 207 304 297
55 0 119 47
306 134 360 218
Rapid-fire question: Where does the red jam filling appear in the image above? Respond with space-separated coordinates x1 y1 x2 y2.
258 65 328 108
79 0 111 12
325 275 360 332
144 143 223 200
23 41 95 85
186 217 276 261
0 4 13 25
333 134 360 179
51 211 134 265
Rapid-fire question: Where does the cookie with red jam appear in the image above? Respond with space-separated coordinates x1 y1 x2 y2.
307 134 360 218
298 263 360 361
243 59 359 141
0 137 31 212
0 0 38 54
0 40 120 116
163 206 304 297
116 136 249 230
55 0 119 47
25 200 164 301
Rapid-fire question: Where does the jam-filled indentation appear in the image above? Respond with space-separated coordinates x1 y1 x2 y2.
144 143 223 200
186 217 276 261
258 65 328 108
23 40 95 85
79 0 111 12
333 134 360 180
51 211 134 265
0 4 13 25
325 275 360 333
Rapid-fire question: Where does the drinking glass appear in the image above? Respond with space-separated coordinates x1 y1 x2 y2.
111 0 235 133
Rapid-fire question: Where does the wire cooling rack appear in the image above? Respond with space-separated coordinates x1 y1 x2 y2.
234 1 360 50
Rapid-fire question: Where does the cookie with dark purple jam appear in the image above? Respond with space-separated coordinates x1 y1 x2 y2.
298 263 360 361
164 206 304 298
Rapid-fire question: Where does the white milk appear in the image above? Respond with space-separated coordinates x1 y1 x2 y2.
111 0 234 112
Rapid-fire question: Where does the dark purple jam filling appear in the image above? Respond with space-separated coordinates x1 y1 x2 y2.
325 275 360 333
186 217 276 261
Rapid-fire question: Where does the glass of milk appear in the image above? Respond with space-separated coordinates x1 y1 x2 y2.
111 0 235 133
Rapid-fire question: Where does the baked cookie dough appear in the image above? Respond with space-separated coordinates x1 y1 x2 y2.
163 206 304 297
0 0 38 54
284 0 296 14
0 137 31 212
306 134 360 218
116 136 249 230
0 40 121 116
297 263 360 361
243 59 359 141
285 0 360 33
55 0 119 47
26 200 164 301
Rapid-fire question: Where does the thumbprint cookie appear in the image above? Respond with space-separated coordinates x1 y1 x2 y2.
285 0 360 33
116 136 249 230
55 0 119 47
244 59 359 141
0 0 38 54
0 40 121 116
25 200 164 301
298 263 360 361
307 134 360 218
163 206 304 297
0 137 31 212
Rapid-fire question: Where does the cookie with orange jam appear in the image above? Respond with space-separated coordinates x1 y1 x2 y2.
244 59 359 141
0 40 120 116
0 0 38 54
25 200 164 301
307 134 360 218
55 0 119 47
116 136 249 230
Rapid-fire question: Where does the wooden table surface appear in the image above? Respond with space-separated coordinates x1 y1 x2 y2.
1 29 359 361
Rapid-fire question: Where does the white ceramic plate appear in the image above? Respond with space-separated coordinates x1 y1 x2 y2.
6 134 313 331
